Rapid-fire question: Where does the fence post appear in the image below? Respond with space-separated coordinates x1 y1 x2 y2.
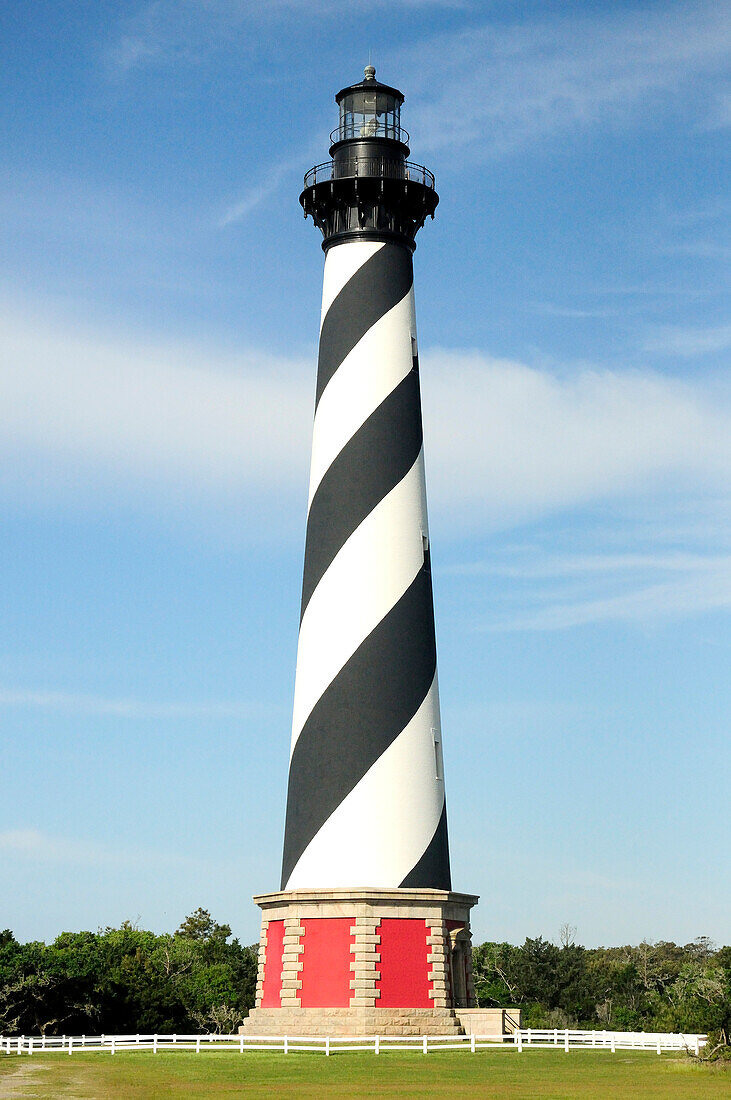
657 1039 661 1055
611 1035 616 1053
153 1035 158 1054
196 1037 200 1054
422 1035 428 1055
553 1028 558 1046
470 1032 475 1053
375 1035 380 1055
29 1037 33 1056
564 1030 569 1053
68 1037 73 1056
325 1036 330 1056
240 1034 244 1054
517 1031 522 1053
42 1034 46 1051
111 1037 115 1056
284 1036 289 1055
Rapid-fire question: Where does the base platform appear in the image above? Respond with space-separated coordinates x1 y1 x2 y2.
241 887 479 1037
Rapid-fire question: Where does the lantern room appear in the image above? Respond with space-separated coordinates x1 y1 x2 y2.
332 65 406 146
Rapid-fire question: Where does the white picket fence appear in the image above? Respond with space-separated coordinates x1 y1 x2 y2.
1 1029 707 1057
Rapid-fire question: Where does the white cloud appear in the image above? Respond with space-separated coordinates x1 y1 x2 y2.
422 349 730 531
0 305 311 527
396 2 730 157
1 308 729 542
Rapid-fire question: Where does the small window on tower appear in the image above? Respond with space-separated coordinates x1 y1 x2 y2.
432 728 443 781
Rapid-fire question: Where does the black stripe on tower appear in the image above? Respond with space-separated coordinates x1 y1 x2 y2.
399 801 451 890
301 368 423 618
282 559 446 889
315 247 413 408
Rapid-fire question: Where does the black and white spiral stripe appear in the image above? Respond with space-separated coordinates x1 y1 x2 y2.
281 240 451 892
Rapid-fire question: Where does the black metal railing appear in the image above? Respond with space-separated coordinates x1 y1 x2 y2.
330 123 410 145
303 159 435 190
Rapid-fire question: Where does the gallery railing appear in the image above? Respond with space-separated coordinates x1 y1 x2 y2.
304 159 435 190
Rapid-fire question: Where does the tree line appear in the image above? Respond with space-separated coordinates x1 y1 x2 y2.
473 926 730 1046
0 909 256 1036
1 911 728 1054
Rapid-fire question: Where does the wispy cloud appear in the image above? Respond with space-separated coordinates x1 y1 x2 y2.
660 242 731 261
447 551 731 580
487 562 731 632
0 828 227 870
644 323 731 356
530 302 617 320
0 688 277 720
218 157 306 227
105 0 462 75
396 1 730 157
447 524 731 632
704 87 731 130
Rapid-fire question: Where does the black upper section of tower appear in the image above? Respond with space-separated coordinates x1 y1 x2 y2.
300 67 439 252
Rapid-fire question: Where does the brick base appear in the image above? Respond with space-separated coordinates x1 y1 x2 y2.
246 887 479 1036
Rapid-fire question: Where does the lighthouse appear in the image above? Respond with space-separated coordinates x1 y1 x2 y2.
244 67 478 1038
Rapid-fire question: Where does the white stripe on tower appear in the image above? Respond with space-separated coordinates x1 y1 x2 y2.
281 238 451 892
291 455 427 747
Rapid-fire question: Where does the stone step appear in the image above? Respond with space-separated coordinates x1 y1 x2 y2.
242 1007 465 1037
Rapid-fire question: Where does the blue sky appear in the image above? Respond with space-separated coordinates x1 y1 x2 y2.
1 0 729 950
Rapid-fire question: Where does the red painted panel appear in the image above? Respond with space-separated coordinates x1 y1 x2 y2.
376 917 431 1008
260 920 285 1008
299 917 354 1008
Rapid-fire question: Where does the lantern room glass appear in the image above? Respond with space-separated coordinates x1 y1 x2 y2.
339 90 400 140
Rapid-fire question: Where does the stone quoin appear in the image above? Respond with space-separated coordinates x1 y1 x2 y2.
243 66 478 1038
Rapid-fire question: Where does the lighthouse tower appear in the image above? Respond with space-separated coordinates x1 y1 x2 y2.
244 68 478 1038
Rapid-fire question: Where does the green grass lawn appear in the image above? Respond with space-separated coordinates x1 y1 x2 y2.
1 1051 729 1099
